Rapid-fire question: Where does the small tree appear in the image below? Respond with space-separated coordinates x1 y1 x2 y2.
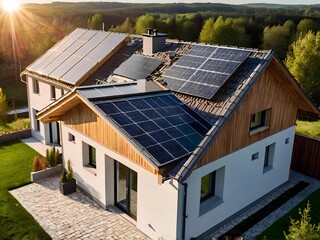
284 202 320 240
66 160 74 181
87 13 103 30
0 88 8 124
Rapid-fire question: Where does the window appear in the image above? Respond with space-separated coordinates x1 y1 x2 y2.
285 138 290 144
68 133 75 142
32 78 39 94
264 143 275 173
200 167 225 215
33 109 40 132
61 88 64 96
89 145 96 168
250 110 266 130
201 171 216 202
252 152 259 161
50 85 56 99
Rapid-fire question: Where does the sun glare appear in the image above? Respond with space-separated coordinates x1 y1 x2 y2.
2 0 20 13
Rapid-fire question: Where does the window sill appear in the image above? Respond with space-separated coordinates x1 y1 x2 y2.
263 165 273 174
84 164 97 176
199 196 223 216
249 126 269 136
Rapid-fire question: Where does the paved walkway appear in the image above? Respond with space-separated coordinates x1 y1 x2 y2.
10 176 149 240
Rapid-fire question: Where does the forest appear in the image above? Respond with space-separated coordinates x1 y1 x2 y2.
1 2 320 107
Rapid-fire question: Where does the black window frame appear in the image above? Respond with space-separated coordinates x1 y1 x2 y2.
88 145 96 168
250 110 266 131
34 109 40 132
264 145 270 168
200 171 216 203
33 78 40 94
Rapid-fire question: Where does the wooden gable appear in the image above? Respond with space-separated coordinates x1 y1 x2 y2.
196 62 299 168
61 102 158 175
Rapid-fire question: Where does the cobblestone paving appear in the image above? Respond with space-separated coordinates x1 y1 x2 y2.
10 176 149 240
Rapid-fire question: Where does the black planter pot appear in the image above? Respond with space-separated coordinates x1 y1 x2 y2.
59 179 76 195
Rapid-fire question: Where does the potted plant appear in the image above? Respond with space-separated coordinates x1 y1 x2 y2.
59 160 76 195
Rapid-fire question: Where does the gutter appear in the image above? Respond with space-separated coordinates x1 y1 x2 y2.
182 182 188 240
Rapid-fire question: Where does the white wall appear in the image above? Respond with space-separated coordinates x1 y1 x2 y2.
184 126 295 239
26 75 66 144
61 124 179 240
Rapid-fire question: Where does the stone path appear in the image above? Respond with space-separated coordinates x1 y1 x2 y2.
10 176 149 240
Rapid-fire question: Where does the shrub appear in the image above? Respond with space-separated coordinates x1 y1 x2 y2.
284 202 320 240
60 169 67 183
66 160 74 181
46 147 60 167
32 156 46 172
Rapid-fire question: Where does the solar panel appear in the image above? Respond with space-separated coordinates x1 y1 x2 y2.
113 54 163 80
162 45 251 99
27 29 128 85
96 92 212 166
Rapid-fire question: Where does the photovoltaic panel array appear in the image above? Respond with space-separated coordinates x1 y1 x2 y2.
95 92 212 166
27 28 128 85
162 45 251 99
113 54 163 80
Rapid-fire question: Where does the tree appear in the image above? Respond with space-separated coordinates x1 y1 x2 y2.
198 16 249 47
296 19 316 38
262 25 290 59
109 18 134 34
284 202 320 240
0 88 8 123
135 14 155 34
285 31 320 106
87 13 103 30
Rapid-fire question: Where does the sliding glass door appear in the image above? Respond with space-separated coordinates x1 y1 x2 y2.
115 161 137 219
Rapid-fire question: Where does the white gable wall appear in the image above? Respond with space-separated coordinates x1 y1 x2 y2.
184 126 295 239
26 75 65 144
61 124 180 240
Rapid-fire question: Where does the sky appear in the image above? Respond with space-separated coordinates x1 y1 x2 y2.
19 0 320 5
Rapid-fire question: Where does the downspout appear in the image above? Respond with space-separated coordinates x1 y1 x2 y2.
182 182 188 240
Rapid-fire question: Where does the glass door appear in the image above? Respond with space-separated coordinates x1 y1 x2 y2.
115 161 137 219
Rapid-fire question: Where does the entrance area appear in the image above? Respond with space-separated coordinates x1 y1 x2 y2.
115 161 138 219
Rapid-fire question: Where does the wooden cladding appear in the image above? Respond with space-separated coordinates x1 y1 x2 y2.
197 66 298 168
62 103 158 175
291 134 320 180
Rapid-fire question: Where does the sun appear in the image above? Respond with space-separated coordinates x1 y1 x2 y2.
2 0 20 13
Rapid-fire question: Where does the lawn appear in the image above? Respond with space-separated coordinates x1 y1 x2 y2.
296 120 320 139
0 140 51 240
0 118 30 135
257 188 320 239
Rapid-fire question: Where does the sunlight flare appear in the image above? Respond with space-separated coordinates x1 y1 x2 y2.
2 0 20 13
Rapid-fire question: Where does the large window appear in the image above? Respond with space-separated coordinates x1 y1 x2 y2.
32 78 39 94
264 143 275 173
200 167 225 215
89 145 96 168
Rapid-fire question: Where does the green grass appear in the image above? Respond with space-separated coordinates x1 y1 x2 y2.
0 118 30 135
0 64 27 108
0 140 51 240
257 188 320 240
296 120 320 139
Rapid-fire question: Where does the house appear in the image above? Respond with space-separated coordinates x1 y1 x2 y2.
22 28 319 239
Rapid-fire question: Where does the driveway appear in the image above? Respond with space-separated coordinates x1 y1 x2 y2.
10 176 149 240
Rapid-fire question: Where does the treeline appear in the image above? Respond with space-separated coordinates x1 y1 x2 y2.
1 2 320 67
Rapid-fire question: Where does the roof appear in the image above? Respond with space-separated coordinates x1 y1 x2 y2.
32 29 320 182
37 83 213 170
25 28 128 86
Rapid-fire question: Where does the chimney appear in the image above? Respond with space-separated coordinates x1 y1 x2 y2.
143 29 168 56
